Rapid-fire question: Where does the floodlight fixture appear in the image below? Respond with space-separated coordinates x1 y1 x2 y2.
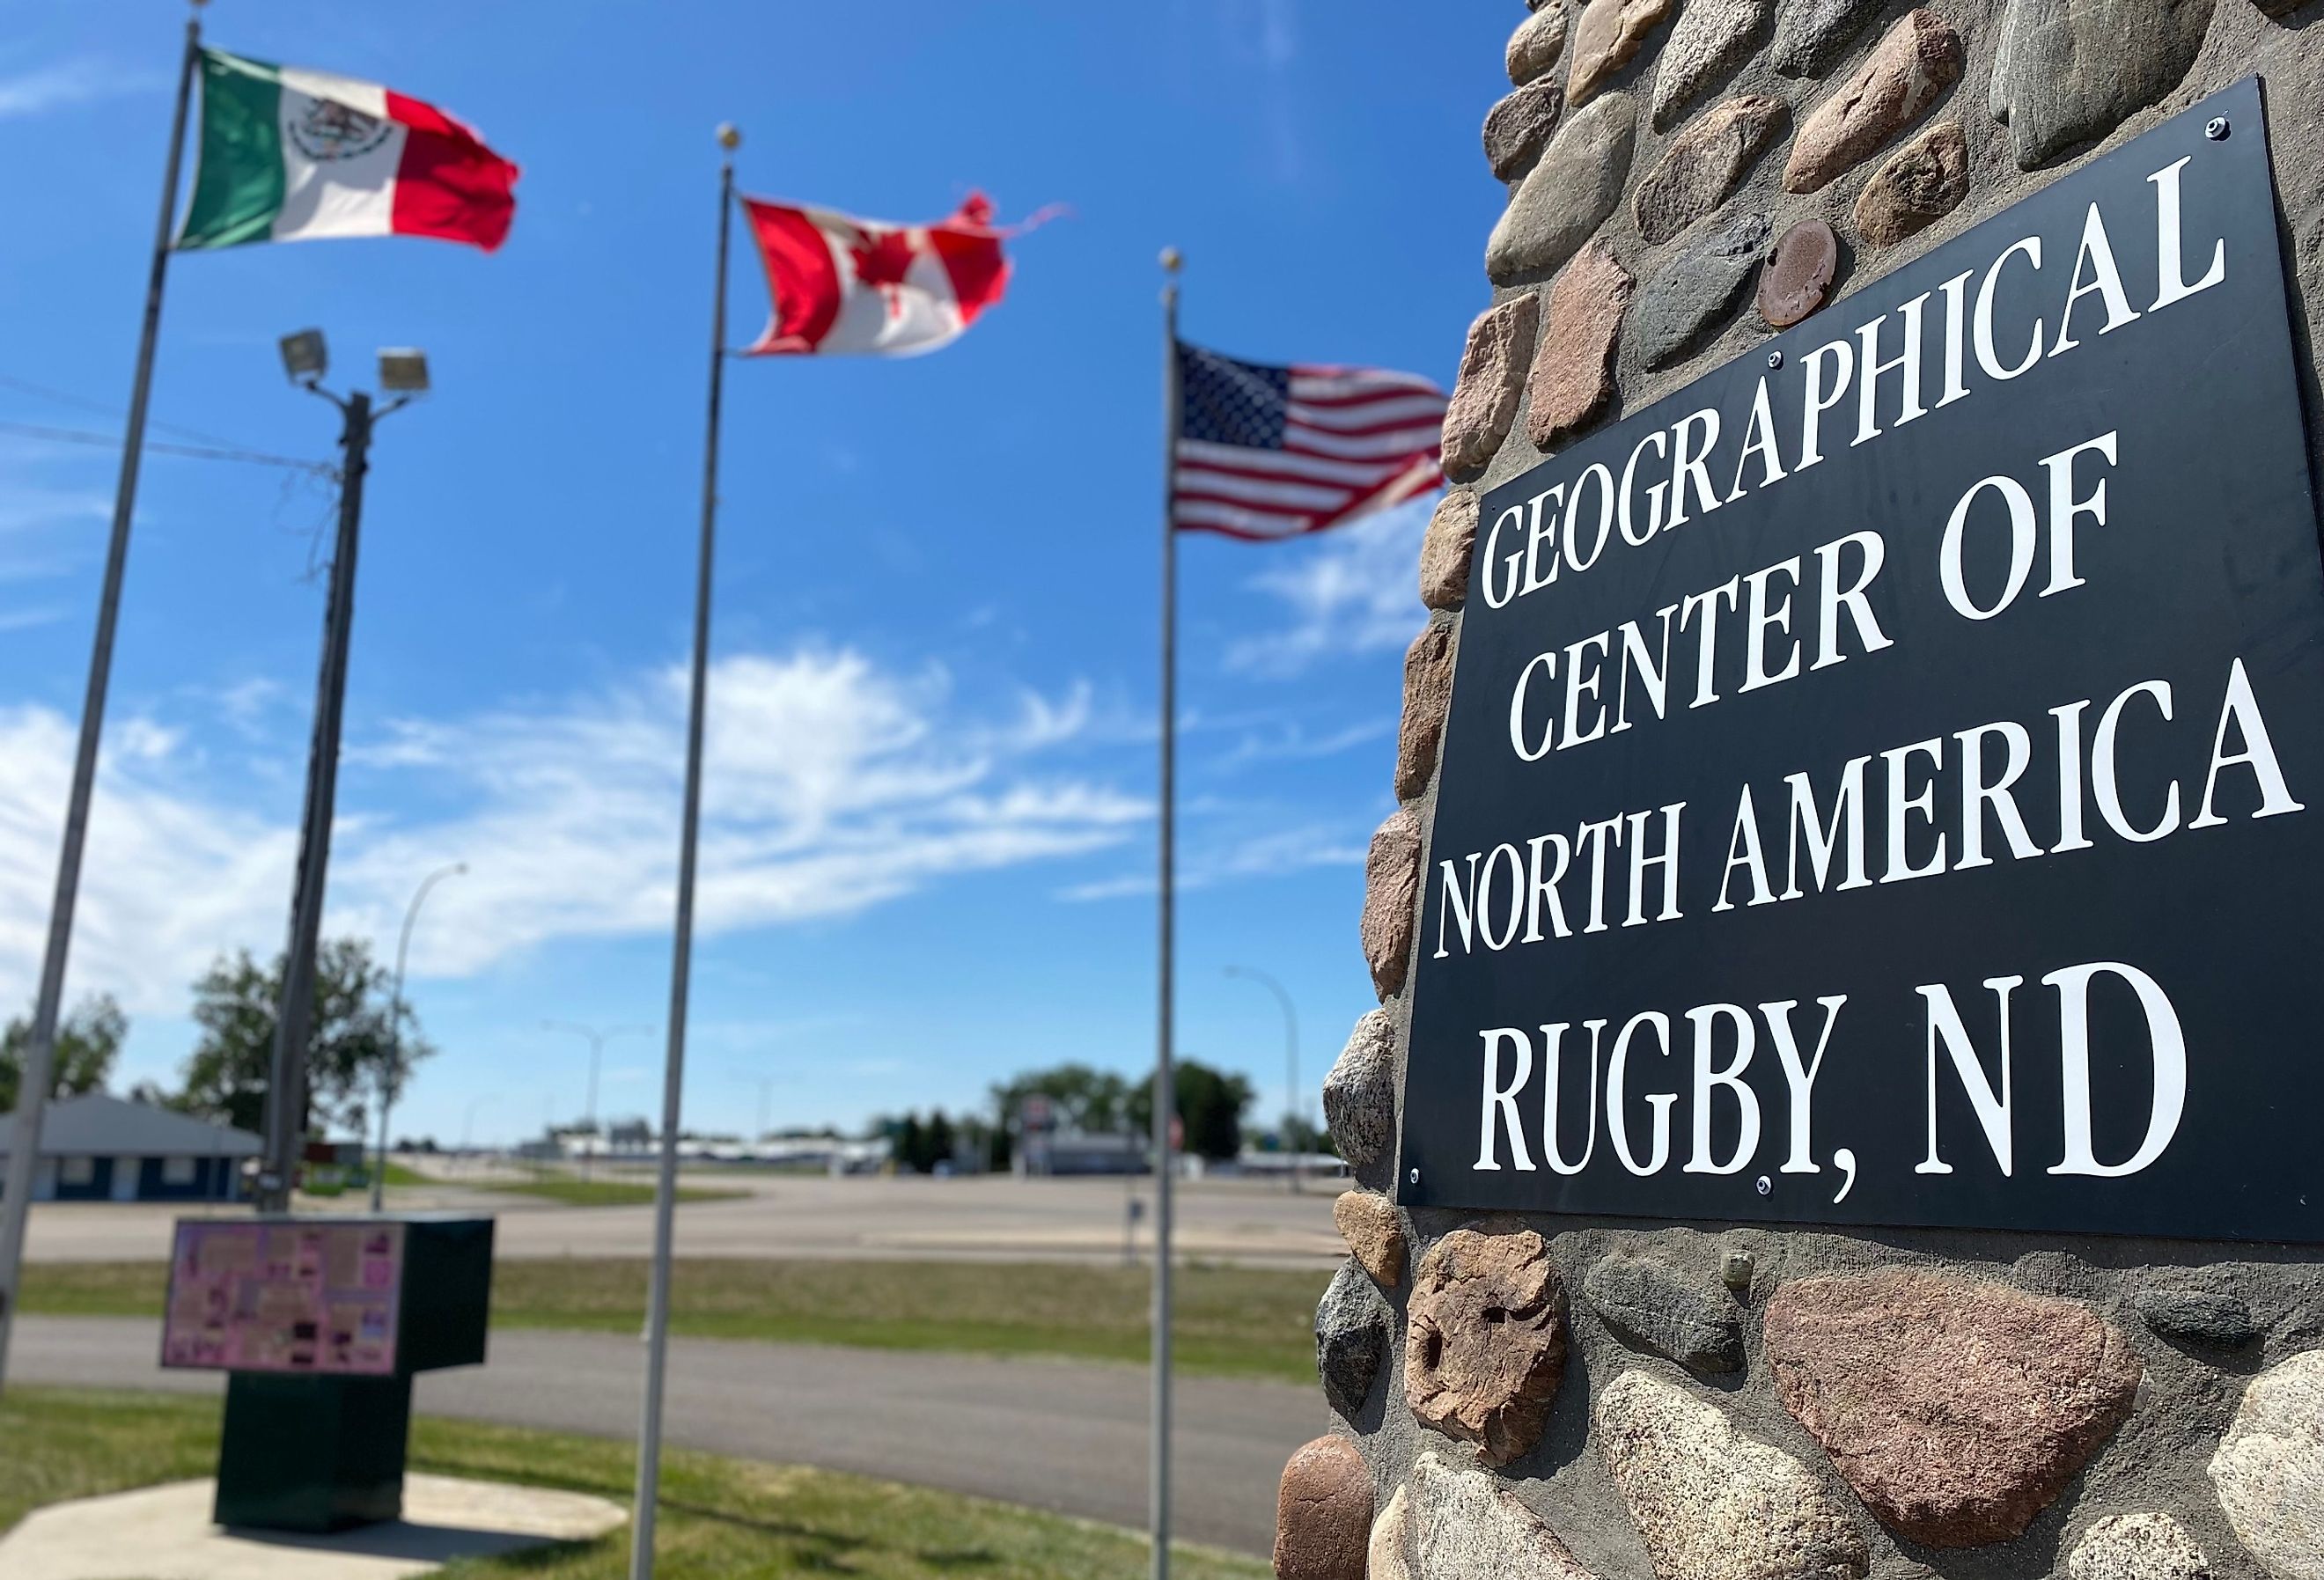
378 348 430 394
278 328 327 385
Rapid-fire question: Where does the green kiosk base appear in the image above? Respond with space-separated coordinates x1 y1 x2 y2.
160 1214 495 1537
215 1371 414 1532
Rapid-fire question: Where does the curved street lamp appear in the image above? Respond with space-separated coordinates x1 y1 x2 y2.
1224 964 1302 1194
541 1021 654 1179
371 860 467 1211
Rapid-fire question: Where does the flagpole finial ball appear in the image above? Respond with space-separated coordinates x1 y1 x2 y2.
717 124 741 151
1160 247 1182 274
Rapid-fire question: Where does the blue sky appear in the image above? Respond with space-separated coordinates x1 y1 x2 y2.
0 2 1509 1147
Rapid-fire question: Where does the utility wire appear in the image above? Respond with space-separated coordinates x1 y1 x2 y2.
0 370 272 454
1 369 347 582
0 419 332 476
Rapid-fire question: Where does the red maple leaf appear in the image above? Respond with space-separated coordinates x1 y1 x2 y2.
849 229 918 316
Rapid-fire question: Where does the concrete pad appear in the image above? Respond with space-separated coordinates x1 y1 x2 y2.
0 1473 627 1579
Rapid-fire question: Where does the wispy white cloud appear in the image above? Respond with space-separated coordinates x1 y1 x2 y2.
1060 817 1365 901
1210 0 1305 184
0 706 296 1018
0 645 1146 1017
0 59 157 121
202 676 290 740
1209 717 1391 774
1225 498 1431 677
0 606 64 634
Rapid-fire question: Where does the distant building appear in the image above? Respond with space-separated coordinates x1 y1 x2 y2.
1017 1128 1147 1177
0 1092 261 1202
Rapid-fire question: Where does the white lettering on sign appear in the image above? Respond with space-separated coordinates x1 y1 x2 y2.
1409 103 2324 1239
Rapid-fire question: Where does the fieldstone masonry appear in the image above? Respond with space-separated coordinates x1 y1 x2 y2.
1282 1 2324 1576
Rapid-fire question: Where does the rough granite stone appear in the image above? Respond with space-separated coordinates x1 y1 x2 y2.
1596 1369 1871 1580
1360 808 1423 999
2068 1514 2213 1580
1569 0 1679 108
1367 1485 1414 1580
1993 0 2214 170
1419 490 1479 611
1652 0 1774 129
1991 0 2020 124
1322 1009 1397 1167
1633 93 1787 245
1316 1260 1394 1420
1769 0 1887 77
1525 239 1636 445
1783 11 1964 195
1441 295 1540 480
1273 1435 1372 1580
1757 218 1841 327
1508 4 1571 85
1763 1268 2143 1547
1485 79 1566 181
1635 209 1772 369
1395 621 1455 801
1584 1254 1746 1372
2135 1287 2261 1349
1409 1451 1597 1579
1406 1228 1568 1466
1334 1190 1408 1286
1720 1245 1756 1295
1487 92 1636 284
2209 1349 2324 1580
1852 121 1968 246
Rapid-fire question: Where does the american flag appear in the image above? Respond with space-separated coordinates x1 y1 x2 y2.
1170 342 1448 541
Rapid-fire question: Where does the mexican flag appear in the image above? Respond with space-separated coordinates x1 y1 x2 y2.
178 48 518 253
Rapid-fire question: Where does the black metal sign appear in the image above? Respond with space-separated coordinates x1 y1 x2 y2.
1397 81 2324 1242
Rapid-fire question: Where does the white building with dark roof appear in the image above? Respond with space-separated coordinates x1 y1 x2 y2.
0 1092 260 1202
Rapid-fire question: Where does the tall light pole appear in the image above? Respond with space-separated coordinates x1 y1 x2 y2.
1224 965 1301 1194
255 334 430 1216
542 1022 652 1180
732 1072 774 1143
371 861 466 1211
460 1092 498 1157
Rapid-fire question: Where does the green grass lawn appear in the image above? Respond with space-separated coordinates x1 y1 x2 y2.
0 1388 1266 1578
21 1257 1328 1384
466 1178 746 1209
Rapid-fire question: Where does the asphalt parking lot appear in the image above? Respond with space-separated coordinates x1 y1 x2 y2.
19 1165 1348 1268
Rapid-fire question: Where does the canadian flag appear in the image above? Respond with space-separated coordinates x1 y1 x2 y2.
740 192 1030 357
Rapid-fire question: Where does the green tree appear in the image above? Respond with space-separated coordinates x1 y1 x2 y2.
1126 1059 1254 1163
173 939 434 1137
0 994 128 1111
894 1113 926 1173
988 1063 1133 1134
1282 1114 1337 1157
925 1109 955 1170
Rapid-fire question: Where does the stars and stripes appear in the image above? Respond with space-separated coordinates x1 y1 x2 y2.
1170 342 1448 541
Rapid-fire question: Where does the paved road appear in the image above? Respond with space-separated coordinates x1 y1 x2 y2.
22 1173 1345 1269
11 1315 1320 1558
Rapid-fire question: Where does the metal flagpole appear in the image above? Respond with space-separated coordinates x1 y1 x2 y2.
630 121 738 1580
1151 245 1183 1580
0 4 202 1398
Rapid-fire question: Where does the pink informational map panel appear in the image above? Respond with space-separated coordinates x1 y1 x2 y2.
162 1220 404 1375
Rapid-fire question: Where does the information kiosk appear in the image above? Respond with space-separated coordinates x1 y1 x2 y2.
161 1215 494 1532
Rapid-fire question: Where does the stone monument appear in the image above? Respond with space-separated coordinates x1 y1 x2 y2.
1282 3 2324 1576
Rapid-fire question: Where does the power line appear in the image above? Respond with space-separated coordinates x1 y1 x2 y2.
0 418 332 476
0 370 269 454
